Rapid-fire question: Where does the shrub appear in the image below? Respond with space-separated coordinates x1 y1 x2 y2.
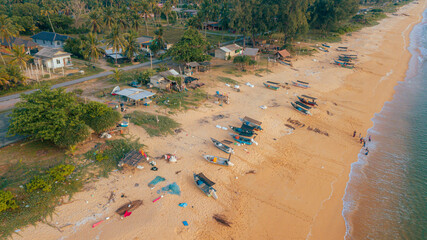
26 176 52 193
48 164 75 182
0 190 18 213
82 101 121 133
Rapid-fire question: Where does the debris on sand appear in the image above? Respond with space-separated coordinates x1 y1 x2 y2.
115 200 143 216
245 170 257 175
213 214 232 227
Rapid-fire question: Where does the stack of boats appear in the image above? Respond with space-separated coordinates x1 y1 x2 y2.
291 95 317 115
198 116 263 199
334 54 357 69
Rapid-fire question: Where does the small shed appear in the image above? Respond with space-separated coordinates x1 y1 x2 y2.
113 88 155 105
118 150 147 169
186 62 200 75
150 69 182 90
243 48 260 60
276 49 291 60
215 44 242 60
137 36 153 50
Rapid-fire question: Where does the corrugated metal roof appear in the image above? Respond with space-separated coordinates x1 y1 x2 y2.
128 91 155 100
115 88 155 100
243 48 259 56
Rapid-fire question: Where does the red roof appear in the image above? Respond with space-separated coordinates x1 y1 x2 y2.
277 49 291 58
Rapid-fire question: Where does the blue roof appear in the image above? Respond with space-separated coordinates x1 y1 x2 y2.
31 31 71 42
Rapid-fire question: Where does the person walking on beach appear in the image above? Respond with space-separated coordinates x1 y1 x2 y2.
359 133 361 138
360 137 363 144
353 131 356 137
363 139 366 147
368 135 371 142
365 147 369 156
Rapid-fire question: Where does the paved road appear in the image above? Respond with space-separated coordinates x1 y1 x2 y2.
0 111 25 148
0 59 163 102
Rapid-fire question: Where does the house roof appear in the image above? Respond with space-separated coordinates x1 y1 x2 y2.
137 36 154 44
277 49 291 58
31 31 71 42
187 62 200 67
150 75 164 82
159 69 180 78
219 44 242 53
115 88 155 100
0 37 37 48
243 48 259 56
105 49 123 55
34 48 71 59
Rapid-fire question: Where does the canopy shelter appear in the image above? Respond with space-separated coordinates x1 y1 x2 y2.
276 49 291 59
118 150 147 169
113 87 155 105
196 172 215 187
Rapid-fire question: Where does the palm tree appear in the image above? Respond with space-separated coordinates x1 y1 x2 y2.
82 33 105 62
89 10 102 33
106 24 124 64
123 31 139 62
163 1 172 25
10 45 33 68
0 71 10 90
112 68 123 83
149 27 165 57
4 65 26 87
103 7 115 31
130 13 142 32
0 15 20 65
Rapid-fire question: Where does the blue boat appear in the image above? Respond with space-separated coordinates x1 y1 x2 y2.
229 125 256 137
229 133 257 145
291 102 311 115
292 80 310 89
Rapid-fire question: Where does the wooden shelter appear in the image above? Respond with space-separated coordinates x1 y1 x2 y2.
276 49 291 60
118 150 146 169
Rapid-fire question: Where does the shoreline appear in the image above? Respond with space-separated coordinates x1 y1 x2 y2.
10 1 427 239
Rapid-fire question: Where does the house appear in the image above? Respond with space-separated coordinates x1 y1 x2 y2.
105 49 127 64
34 48 72 69
203 21 220 31
0 37 38 54
276 49 291 60
137 36 154 50
214 44 243 60
113 87 155 105
243 48 260 60
149 69 182 90
31 31 71 48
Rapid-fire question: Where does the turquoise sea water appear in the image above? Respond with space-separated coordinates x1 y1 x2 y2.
342 8 427 240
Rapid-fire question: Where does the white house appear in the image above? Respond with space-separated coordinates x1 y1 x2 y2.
214 44 242 60
34 48 72 69
31 32 71 49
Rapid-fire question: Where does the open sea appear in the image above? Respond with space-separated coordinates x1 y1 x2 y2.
342 8 427 240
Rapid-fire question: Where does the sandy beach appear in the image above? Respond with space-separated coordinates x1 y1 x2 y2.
11 1 426 239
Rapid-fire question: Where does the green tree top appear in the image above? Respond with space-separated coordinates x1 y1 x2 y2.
167 28 211 64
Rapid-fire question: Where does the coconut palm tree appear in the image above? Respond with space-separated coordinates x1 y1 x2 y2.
0 15 20 64
106 24 124 64
89 10 102 33
103 7 115 31
112 68 123 83
82 33 105 62
123 31 139 62
0 71 10 90
10 45 33 68
149 27 165 57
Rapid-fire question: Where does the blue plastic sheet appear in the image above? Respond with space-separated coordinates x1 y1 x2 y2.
158 182 181 196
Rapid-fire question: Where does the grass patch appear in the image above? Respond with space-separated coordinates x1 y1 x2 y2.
217 76 239 85
255 68 272 74
0 138 143 237
126 111 180 137
154 89 207 111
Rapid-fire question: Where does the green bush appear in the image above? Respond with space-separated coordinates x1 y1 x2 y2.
82 101 121 133
0 190 18 213
48 164 75 182
26 176 52 193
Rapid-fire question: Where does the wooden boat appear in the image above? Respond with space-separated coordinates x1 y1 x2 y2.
318 47 329 52
203 155 234 166
291 102 311 115
322 43 331 48
338 56 353 62
295 100 312 110
116 200 143 216
279 60 292 66
229 133 257 145
334 60 355 69
291 80 310 89
263 82 280 90
298 95 318 106
342 54 358 59
210 138 234 154
229 125 256 137
239 117 263 131
336 47 348 52
194 173 218 199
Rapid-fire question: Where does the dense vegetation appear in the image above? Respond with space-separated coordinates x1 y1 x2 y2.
8 87 121 147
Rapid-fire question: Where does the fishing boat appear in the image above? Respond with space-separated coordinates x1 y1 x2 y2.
203 155 234 166
239 117 263 131
336 46 348 52
263 82 280 90
338 56 353 62
318 47 329 52
322 43 331 48
291 80 310 89
229 126 256 137
229 133 258 145
291 102 311 115
297 95 318 106
194 173 218 199
210 138 234 154
342 54 358 59
334 60 355 69
295 100 312 110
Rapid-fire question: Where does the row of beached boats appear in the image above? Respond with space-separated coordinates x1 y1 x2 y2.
195 116 263 199
335 53 357 69
291 95 317 115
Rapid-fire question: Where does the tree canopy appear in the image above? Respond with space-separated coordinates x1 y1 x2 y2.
8 88 121 147
167 28 211 63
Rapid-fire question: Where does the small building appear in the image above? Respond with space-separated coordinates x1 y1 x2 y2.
276 49 291 60
34 48 72 69
0 37 38 54
203 21 220 31
137 36 154 50
113 87 155 105
243 48 260 60
214 44 243 60
31 31 71 49
150 69 182 90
